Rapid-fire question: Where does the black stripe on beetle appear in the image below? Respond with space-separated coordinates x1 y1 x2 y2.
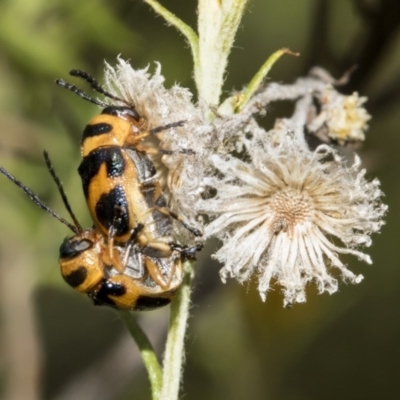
63 266 88 288
82 122 112 142
95 185 130 236
135 295 172 311
90 279 126 307
78 147 126 198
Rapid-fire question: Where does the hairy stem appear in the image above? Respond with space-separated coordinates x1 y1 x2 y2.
117 311 163 399
197 0 249 106
160 260 195 400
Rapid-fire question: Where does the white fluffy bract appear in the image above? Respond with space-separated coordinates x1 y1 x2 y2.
104 58 196 131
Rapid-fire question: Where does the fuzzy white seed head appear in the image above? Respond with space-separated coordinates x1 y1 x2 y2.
199 137 387 306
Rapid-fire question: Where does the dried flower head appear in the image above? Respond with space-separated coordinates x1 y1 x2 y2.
200 136 387 306
102 58 209 228
104 58 197 132
308 87 371 144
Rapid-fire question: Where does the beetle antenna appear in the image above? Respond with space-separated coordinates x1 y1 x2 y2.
55 78 108 108
69 69 131 107
0 166 79 234
43 150 83 233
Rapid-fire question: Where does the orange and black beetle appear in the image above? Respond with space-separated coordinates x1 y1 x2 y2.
57 70 201 259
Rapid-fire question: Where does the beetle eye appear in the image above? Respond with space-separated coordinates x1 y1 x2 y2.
101 106 140 122
123 108 140 121
59 238 93 259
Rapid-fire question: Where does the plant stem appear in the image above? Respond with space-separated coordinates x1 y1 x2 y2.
197 0 249 106
160 260 195 400
117 310 163 399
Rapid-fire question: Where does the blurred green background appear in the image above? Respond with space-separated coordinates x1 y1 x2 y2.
0 0 399 399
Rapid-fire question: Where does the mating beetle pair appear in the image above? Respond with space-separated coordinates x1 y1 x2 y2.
0 70 201 311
